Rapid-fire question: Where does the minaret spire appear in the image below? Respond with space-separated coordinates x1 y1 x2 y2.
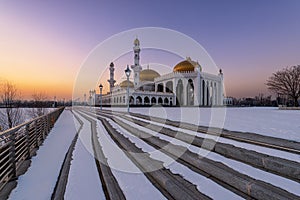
107 62 116 93
131 38 142 88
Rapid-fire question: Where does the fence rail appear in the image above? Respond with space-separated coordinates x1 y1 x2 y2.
0 107 64 191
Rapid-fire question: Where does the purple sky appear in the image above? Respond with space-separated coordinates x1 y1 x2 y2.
1 0 300 99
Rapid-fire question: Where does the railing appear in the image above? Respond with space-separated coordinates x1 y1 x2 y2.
0 107 64 191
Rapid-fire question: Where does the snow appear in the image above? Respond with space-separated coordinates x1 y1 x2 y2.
203 149 300 196
113 115 300 196
103 107 300 142
64 112 105 200
75 111 166 200
127 114 300 163
9 109 77 200
23 108 55 121
0 108 56 131
104 115 243 200
96 121 166 200
7 107 299 199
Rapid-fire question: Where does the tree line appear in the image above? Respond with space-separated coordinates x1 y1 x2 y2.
0 81 69 131
266 65 300 107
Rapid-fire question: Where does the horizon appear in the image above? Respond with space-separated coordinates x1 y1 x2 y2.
1 1 300 100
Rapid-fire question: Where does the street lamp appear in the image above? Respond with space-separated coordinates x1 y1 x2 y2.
124 65 131 112
89 90 92 110
99 84 103 111
84 93 86 106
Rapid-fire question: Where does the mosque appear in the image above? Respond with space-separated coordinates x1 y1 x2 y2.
89 38 224 107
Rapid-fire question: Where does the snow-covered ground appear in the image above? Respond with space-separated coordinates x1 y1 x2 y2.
8 109 77 200
105 116 243 200
23 108 55 121
128 114 300 162
64 112 105 200
6 107 300 199
73 111 166 200
96 119 166 200
0 108 55 130
103 107 300 142
110 114 300 197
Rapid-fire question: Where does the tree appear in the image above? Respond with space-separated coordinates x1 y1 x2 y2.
0 81 23 130
266 65 300 107
28 92 48 118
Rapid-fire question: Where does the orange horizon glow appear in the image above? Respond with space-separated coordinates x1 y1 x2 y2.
0 79 73 101
0 70 75 100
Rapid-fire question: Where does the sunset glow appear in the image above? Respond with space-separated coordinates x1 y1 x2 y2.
1 1 300 100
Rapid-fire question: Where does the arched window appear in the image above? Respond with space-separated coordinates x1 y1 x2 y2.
158 97 163 104
176 79 183 106
136 96 142 105
207 85 210 106
164 98 169 105
202 80 205 105
129 96 134 104
166 81 173 93
151 97 156 104
144 96 150 105
157 83 163 92
187 79 194 106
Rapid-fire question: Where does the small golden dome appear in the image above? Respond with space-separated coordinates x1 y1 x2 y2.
140 69 160 82
173 57 200 72
119 80 134 88
134 38 140 46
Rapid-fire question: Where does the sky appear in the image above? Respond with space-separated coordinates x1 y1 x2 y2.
1 0 300 100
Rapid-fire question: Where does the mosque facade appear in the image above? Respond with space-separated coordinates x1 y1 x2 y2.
89 39 224 107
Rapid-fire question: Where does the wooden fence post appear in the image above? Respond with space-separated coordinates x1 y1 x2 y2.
25 124 30 159
9 132 17 178
34 120 39 147
43 116 46 140
47 115 50 132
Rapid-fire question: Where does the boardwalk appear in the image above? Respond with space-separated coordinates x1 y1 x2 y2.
1 107 300 200
9 110 77 200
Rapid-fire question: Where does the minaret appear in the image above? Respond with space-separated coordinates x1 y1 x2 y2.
219 69 224 106
131 38 142 88
107 62 116 93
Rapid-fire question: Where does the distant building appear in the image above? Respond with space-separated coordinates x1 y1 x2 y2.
223 97 234 106
90 38 224 107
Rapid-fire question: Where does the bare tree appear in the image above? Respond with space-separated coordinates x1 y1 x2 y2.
0 81 23 130
28 92 48 118
266 65 300 107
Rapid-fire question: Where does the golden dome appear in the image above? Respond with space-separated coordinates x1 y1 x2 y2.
119 80 134 88
140 69 160 82
134 38 140 46
173 57 200 72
